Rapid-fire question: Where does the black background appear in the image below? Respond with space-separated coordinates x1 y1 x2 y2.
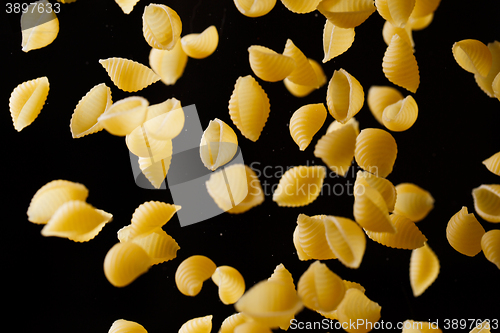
2 0 500 332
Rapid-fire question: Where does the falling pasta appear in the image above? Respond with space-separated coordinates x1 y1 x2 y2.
289 103 327 151
199 118 239 171
272 165 326 207
99 57 161 92
326 68 365 124
175 255 217 296
446 206 485 257
21 0 59 52
181 25 219 59
409 242 439 297
9 76 50 132
142 4 182 50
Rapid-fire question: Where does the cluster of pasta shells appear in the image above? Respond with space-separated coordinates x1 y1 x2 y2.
409 242 440 297
289 103 327 151
21 0 59 52
272 165 326 207
9 76 50 132
200 118 239 171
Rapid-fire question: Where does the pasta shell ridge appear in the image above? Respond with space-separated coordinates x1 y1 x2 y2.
219 313 250 333
212 265 246 304
98 96 149 136
248 45 296 82
130 228 180 265
293 226 313 260
9 76 50 131
175 255 217 296
393 183 434 222
289 103 327 151
354 128 398 178
483 151 500 176
272 166 327 207
181 25 219 59
200 118 239 171
446 207 485 257
21 2 59 52
268 263 295 290
382 34 420 93
326 68 364 124
296 214 336 260
234 0 277 17
452 39 492 77
409 242 439 297
128 201 181 241
142 4 182 50
99 57 161 92
472 184 500 223
481 230 500 270
179 315 213 333
365 214 427 249
205 164 249 212
103 242 151 287
317 0 377 29
149 40 188 85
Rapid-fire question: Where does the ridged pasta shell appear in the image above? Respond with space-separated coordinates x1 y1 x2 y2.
70 83 112 138
472 184 500 223
317 0 377 29
41 200 112 242
99 57 161 92
228 75 270 142
200 118 239 171
181 26 218 59
481 230 500 270
326 117 360 134
483 151 500 176
9 76 49 131
129 228 180 265
98 96 149 136
394 183 434 222
220 313 250 333
383 34 420 93
382 20 414 49
365 214 427 249
354 186 396 233
142 4 182 50
234 322 273 333
103 242 151 287
336 288 381 333
324 216 366 268
144 104 184 141
268 263 295 290
474 41 500 98
235 279 303 329
179 315 213 333
401 320 442 333
452 39 492 77
382 95 418 132
175 255 217 296
127 201 181 241
248 45 296 82
283 58 326 97
296 214 337 260
411 0 441 18
115 0 140 14
354 128 398 178
21 1 59 52
205 164 249 213
27 179 88 224
283 39 318 87
212 265 246 304
408 12 434 30
409 242 439 297
234 0 277 17
138 154 172 189
316 280 366 321
293 226 313 260
375 0 416 28
109 319 148 333
354 170 397 212
326 68 364 124
314 119 358 176
323 19 355 63
273 166 326 207
127 126 173 161
289 103 327 151
367 85 403 125
280 0 321 13
446 207 485 257
226 165 264 214
149 40 188 85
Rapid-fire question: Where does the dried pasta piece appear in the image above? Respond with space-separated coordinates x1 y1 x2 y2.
393 183 434 222
470 321 491 333
181 26 218 59
178 315 213 333
367 85 403 125
115 0 140 14
212 265 246 304
295 214 337 260
142 4 182 50
128 228 180 265
382 20 413 49
323 19 355 63
109 319 148 333
293 226 313 260
144 106 184 141
354 128 398 178
149 40 188 85
365 214 427 249
401 320 442 333
283 59 326 97
472 184 500 223
493 72 500 101
452 39 492 77
317 0 377 29
326 68 364 124
127 126 173 161
289 103 327 151
474 41 500 98
200 118 239 171
175 255 217 296
226 165 264 214
98 96 149 136
220 313 250 333
27 179 88 224
126 201 181 241
446 207 485 257
228 75 270 142
354 186 396 233
382 95 418 132
481 230 500 270
233 0 276 17
336 288 381 333
138 154 172 189
483 151 500 176
280 0 321 13
283 39 319 87
354 170 397 212
382 34 420 93
205 164 249 213
326 117 360 134
41 200 112 242
268 263 295 289
410 0 441 18
273 166 326 207
21 1 59 52
375 0 416 28
324 216 366 268
99 57 161 92
408 12 434 30
104 242 151 287
316 280 366 320
248 45 296 82
409 242 439 297
9 76 49 132
234 322 273 333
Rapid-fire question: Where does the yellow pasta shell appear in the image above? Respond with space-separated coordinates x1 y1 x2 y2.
149 40 188 85
472 184 500 223
179 315 213 333
383 34 420 93
481 230 500 270
229 75 270 142
220 313 251 333
293 226 313 260
99 57 161 92
326 68 364 124
103 242 151 287
234 0 277 17
273 166 326 207
296 214 337 260
129 228 180 265
393 183 434 222
127 126 173 161
317 0 377 29
382 95 418 132
411 0 441 18
367 85 403 125
324 216 366 268
365 214 427 249
323 19 355 63
382 20 414 49
354 170 397 212
98 96 149 136
205 163 249 213
401 320 442 333
70 83 111 138
268 263 295 290
280 0 321 13
409 242 439 297
326 117 360 134
127 201 181 241
452 39 492 77
109 319 148 333
336 288 381 333
248 45 296 82
138 154 172 189
114 0 140 14
354 128 398 178
226 165 264 214
483 151 500 176
493 71 500 102
316 280 366 320
144 105 184 141
408 12 434 30
474 41 500 98
289 103 327 151
446 207 485 257
354 186 396 233
200 118 239 171
9 76 49 132
27 179 88 224
181 26 218 59
175 255 217 296
283 39 319 87
142 4 182 50
375 0 416 28
283 58 326 97
234 322 273 333
212 265 246 305
21 1 59 52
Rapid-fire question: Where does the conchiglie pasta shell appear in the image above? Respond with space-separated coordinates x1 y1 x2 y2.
483 151 500 176
452 39 492 77
179 315 212 333
317 0 377 29
316 280 366 320
226 165 264 214
127 126 173 161
446 207 485 257
382 95 418 132
323 19 355 63
27 179 88 224
130 228 180 265
138 154 172 189
408 12 434 30
212 266 246 304
98 96 149 136
200 118 239 171
229 75 270 142
293 226 313 260
336 288 381 333
220 313 251 333
481 230 500 270
326 68 364 124
268 263 295 290
365 214 427 249
383 34 420 93
21 2 59 52
283 58 326 97
143 106 184 141
115 0 140 14
324 216 366 268
127 201 181 241
142 4 182 50
146 98 182 121
354 128 398 178
354 170 397 212
409 242 439 297
472 184 500 222
109 319 148 333
375 0 416 28
283 39 319 87
280 0 322 13
99 57 160 92
149 41 188 85
9 76 49 131
234 0 277 17
382 20 414 49
103 242 151 287
289 103 327 151
296 214 337 260
326 117 360 134
248 45 296 82
181 26 218 59
474 41 500 98
175 255 217 296
394 183 434 222
273 166 326 207
411 0 441 18
205 164 249 213
234 322 273 333
367 85 403 125
354 186 396 233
